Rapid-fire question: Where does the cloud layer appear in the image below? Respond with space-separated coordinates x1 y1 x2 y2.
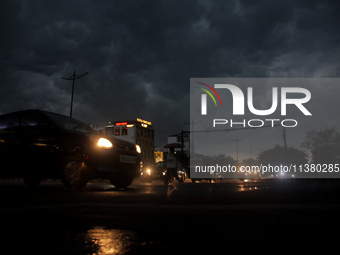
1 0 340 149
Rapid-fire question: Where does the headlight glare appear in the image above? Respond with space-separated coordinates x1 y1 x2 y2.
97 138 113 149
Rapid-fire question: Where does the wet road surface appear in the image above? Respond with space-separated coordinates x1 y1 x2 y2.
1 178 340 253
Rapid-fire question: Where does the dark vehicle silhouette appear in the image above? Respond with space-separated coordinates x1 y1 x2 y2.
141 161 186 182
0 110 141 189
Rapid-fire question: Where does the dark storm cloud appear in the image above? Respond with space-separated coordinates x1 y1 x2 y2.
1 0 340 147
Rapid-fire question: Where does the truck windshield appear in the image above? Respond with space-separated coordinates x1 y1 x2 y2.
45 112 95 134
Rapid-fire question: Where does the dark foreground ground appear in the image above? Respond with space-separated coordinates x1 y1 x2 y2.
1 178 340 254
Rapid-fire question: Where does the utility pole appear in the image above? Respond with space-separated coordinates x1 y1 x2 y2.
283 126 288 163
61 70 89 118
231 138 241 162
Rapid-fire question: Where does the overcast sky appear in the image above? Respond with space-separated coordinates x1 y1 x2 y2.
1 0 340 153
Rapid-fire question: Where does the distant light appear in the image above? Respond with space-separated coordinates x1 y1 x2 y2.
137 118 152 125
116 122 128 126
135 144 141 153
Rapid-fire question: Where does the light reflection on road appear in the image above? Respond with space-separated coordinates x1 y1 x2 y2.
237 179 260 192
84 178 265 198
83 227 136 255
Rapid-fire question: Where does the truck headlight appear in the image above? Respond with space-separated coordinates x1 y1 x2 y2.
97 138 113 149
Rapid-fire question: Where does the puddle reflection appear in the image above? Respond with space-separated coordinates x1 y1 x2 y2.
238 185 259 191
83 227 136 254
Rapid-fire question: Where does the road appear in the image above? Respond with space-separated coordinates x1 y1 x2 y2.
1 178 340 254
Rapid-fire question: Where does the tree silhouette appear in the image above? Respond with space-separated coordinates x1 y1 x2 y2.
302 127 340 150
258 144 307 166
302 127 340 163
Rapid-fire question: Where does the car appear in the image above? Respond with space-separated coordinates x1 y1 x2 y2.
142 161 186 182
0 109 141 189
